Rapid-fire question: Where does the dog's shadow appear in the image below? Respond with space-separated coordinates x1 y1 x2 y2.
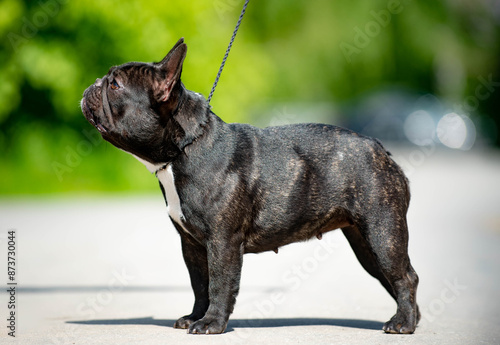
68 317 384 332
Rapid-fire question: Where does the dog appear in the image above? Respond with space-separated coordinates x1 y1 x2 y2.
81 38 420 335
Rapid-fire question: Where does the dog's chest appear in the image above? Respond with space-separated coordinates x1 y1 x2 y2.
131 155 189 232
156 166 187 228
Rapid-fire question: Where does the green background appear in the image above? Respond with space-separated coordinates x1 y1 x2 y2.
1 0 499 195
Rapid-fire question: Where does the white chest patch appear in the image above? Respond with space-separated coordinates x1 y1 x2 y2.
130 154 189 234
156 165 185 227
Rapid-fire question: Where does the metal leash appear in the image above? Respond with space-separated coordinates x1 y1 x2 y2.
208 0 250 105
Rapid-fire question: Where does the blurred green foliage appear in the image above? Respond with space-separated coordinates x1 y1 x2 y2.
0 0 499 194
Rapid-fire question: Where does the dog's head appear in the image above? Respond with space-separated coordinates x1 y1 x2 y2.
81 38 189 164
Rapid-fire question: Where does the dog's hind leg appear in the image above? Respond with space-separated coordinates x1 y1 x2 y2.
342 225 397 300
342 215 419 334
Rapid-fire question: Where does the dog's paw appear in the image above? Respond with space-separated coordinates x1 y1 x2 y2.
187 316 227 334
173 314 199 329
383 313 416 334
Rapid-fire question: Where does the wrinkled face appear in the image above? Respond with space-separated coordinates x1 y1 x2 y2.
80 39 187 163
81 63 163 158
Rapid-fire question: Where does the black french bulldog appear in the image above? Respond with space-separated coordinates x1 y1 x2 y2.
81 38 419 335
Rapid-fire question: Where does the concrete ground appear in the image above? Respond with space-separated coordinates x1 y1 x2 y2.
1 148 499 344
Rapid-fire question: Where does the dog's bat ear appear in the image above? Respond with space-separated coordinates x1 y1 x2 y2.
155 38 187 103
157 38 185 66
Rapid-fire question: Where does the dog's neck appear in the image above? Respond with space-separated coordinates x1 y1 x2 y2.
133 84 212 175
171 84 211 150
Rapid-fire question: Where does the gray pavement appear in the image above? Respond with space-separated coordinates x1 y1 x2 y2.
1 148 500 344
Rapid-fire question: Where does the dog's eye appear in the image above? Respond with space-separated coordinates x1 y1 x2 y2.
110 80 120 90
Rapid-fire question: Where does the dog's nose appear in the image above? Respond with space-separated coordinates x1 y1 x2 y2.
95 78 103 87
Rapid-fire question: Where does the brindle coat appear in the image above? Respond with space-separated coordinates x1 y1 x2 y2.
81 38 420 335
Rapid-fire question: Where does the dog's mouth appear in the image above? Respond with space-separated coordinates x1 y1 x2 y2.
81 98 108 135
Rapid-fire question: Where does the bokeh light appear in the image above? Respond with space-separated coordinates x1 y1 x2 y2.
437 113 476 150
404 110 435 146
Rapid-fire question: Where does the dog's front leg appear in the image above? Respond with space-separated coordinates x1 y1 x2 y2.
174 231 210 329
188 234 244 334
